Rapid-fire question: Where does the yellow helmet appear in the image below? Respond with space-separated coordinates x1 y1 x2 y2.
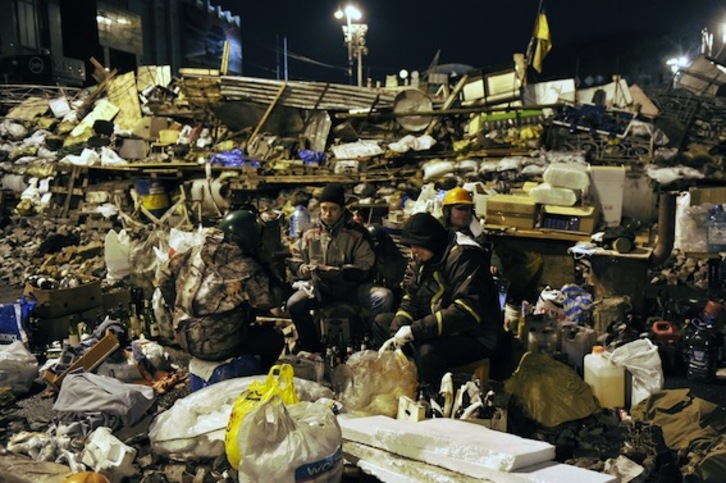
443 187 474 206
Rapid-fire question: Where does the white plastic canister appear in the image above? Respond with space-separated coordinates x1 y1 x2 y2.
583 345 625 408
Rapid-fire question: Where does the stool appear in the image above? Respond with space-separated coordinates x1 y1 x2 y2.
450 358 490 384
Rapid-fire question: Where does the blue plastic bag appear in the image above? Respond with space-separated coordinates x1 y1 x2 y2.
0 296 36 345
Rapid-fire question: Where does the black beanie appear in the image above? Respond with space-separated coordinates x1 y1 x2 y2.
402 212 448 253
318 182 346 207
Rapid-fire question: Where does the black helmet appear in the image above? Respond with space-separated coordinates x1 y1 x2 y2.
366 223 387 246
219 210 263 252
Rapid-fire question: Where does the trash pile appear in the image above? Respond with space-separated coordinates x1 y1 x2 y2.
3 50 726 482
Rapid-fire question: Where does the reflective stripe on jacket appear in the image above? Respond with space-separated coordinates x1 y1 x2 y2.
396 230 501 350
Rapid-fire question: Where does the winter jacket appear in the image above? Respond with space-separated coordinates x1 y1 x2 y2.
395 230 502 351
158 228 275 360
292 211 375 299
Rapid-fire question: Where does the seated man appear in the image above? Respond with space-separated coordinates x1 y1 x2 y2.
287 182 393 353
373 212 503 385
158 210 285 372
441 186 502 275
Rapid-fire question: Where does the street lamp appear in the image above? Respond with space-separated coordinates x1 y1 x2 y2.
335 4 368 86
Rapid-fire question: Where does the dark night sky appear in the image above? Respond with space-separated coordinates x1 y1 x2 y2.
218 1 725 83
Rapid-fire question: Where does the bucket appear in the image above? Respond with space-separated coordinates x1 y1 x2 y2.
135 179 170 219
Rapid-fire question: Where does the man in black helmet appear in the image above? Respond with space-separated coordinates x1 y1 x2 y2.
372 212 502 385
158 210 284 371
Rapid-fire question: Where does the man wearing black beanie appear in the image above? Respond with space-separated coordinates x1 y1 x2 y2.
288 182 393 353
373 212 503 385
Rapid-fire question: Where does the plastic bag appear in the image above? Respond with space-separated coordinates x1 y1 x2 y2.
0 340 38 393
504 351 599 427
225 364 300 468
534 286 566 321
237 398 343 482
105 229 131 281
561 283 593 325
610 338 664 407
149 375 332 461
337 349 418 418
0 297 35 345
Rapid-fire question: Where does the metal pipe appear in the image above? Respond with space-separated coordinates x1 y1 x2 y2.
649 191 677 267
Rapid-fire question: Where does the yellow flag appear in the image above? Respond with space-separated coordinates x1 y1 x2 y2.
532 13 552 73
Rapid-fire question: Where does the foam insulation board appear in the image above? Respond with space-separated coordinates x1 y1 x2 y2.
339 415 555 474
343 441 528 483
513 461 618 483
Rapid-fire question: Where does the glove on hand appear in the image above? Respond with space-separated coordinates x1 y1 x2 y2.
393 325 414 347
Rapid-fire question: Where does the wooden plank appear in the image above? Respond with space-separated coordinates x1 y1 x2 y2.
248 82 287 143
425 74 468 136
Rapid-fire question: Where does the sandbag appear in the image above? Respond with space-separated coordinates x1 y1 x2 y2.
225 364 300 468
504 351 600 427
149 375 333 461
0 340 38 393
543 162 590 191
237 399 343 482
610 338 664 407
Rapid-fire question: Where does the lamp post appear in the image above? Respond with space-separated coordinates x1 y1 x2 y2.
335 4 368 86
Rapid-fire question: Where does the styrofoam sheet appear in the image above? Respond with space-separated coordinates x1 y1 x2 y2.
340 415 555 474
514 460 618 483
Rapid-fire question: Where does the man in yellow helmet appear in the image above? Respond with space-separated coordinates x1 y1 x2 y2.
441 187 502 274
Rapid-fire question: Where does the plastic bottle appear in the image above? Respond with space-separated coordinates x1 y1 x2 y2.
685 317 722 383
584 345 625 408
289 205 311 239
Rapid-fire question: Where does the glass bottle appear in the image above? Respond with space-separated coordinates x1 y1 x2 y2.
144 300 159 339
68 315 80 348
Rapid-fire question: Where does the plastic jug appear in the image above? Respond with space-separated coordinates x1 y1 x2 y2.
80 426 137 482
561 323 598 374
289 205 311 239
584 346 625 408
684 318 722 383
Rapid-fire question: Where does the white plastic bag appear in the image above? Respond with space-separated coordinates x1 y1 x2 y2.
105 229 131 281
0 341 38 393
168 226 204 257
149 376 333 461
237 399 343 483
610 338 664 407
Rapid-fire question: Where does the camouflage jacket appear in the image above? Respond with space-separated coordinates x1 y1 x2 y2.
158 228 275 360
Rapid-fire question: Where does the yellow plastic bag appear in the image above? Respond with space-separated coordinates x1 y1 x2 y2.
224 364 299 467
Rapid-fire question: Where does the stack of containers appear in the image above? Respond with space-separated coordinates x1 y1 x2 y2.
529 163 601 234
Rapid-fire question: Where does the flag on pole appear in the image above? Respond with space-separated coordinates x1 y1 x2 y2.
532 13 552 73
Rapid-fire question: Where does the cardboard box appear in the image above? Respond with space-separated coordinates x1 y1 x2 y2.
690 187 726 206
591 166 625 226
34 306 102 345
42 332 120 390
485 194 539 229
102 288 131 312
541 203 601 234
24 280 103 318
